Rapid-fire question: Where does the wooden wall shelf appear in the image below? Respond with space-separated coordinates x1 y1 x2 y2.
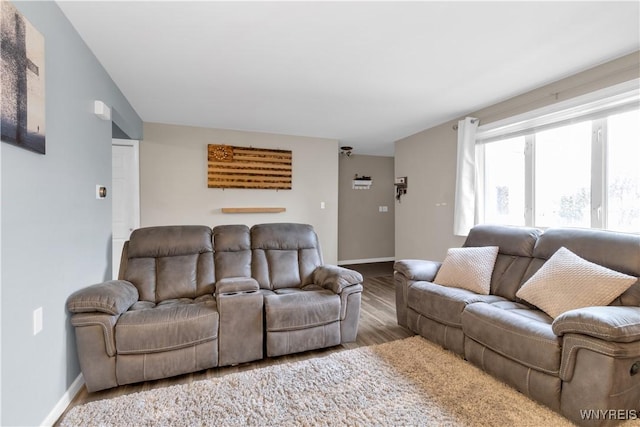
221 207 286 214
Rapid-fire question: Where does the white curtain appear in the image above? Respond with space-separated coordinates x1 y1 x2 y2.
453 117 479 236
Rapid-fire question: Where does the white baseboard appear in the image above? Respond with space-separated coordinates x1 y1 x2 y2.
42 373 84 426
337 257 395 265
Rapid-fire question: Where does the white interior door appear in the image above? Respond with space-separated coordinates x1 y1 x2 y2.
112 139 140 279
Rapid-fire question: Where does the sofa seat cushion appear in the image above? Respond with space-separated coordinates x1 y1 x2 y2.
462 301 561 375
116 295 218 354
407 281 506 327
265 290 340 332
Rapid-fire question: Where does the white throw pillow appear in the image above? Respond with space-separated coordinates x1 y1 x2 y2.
434 246 499 295
516 247 637 319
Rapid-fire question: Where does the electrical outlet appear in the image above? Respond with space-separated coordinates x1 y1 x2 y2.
33 307 43 335
320 201 326 209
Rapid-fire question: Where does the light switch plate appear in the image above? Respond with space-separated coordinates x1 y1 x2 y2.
33 307 43 335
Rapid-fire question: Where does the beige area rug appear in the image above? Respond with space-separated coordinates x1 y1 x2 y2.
61 336 574 426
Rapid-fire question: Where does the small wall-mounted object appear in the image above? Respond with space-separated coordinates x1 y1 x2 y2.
340 146 353 157
94 100 111 121
221 207 286 213
353 174 372 190
395 176 407 202
96 185 107 199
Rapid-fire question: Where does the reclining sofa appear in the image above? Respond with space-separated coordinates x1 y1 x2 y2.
66 223 363 392
395 225 640 426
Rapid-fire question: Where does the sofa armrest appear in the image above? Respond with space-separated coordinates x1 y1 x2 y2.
393 259 441 282
552 306 640 343
66 280 138 315
313 265 363 294
216 277 260 295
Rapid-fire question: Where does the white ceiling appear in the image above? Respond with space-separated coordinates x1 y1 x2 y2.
57 1 640 156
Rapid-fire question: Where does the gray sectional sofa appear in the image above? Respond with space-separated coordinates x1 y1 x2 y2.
66 223 363 392
395 225 640 425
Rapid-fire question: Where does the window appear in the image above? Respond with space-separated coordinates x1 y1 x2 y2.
607 109 640 232
476 81 640 233
482 136 525 226
534 122 592 228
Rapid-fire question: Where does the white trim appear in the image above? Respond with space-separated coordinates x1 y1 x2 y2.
112 138 141 230
112 139 140 279
476 78 640 142
41 374 84 426
337 257 395 265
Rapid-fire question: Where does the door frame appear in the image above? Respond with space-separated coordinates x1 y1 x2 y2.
112 138 140 277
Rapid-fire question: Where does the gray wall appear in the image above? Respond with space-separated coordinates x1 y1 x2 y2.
0 2 142 425
395 52 640 262
338 154 394 263
141 122 340 264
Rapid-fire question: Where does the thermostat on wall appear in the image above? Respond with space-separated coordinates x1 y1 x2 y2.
96 185 107 199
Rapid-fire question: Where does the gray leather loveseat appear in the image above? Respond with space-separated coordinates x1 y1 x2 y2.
395 225 640 426
67 223 363 392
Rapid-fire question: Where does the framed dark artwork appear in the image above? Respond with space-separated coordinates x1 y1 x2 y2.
1 1 46 154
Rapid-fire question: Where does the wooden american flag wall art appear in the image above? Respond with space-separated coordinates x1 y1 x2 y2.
207 145 292 190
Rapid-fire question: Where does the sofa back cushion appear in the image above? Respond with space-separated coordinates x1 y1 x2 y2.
124 226 215 303
251 223 323 290
530 228 640 307
464 225 542 300
213 224 251 280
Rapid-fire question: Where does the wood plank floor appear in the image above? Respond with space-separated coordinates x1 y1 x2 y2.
56 263 411 424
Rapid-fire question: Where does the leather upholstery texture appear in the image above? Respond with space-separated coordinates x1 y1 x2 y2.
213 224 251 280
251 223 323 289
124 225 215 303
265 290 340 331
395 225 640 426
408 281 505 327
462 301 561 375
67 223 363 392
67 280 138 315
115 296 218 354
